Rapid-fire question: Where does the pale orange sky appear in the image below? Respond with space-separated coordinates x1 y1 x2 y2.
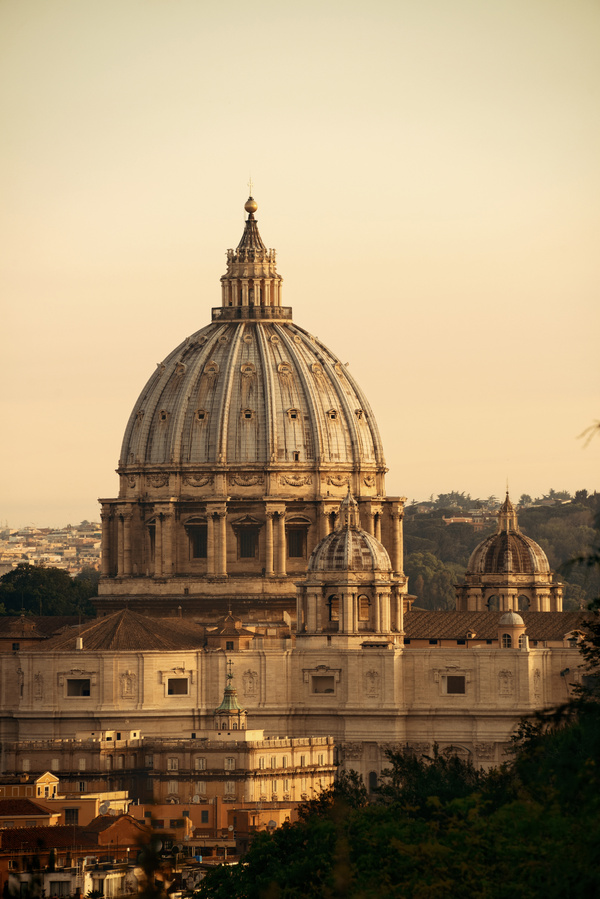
1 0 599 527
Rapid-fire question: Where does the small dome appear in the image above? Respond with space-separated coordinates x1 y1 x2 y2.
499 611 524 627
467 493 550 576
308 526 392 574
467 532 550 576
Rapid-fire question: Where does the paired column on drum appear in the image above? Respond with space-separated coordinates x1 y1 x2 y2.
389 500 406 576
206 503 228 577
265 502 286 577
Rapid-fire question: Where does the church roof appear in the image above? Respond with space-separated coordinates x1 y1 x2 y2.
28 609 206 652
403 610 588 641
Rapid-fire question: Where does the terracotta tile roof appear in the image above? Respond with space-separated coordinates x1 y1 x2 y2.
29 609 206 652
0 824 97 851
403 610 590 641
0 798 55 817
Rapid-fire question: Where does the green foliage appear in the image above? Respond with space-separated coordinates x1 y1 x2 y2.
404 552 465 610
0 563 97 616
198 705 600 898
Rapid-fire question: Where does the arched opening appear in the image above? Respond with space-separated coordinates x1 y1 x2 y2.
358 594 371 623
186 518 208 560
486 594 499 611
368 771 378 793
518 595 530 611
327 595 340 622
518 634 526 649
501 633 512 648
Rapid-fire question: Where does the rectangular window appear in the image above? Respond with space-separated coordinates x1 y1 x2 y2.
201 810 209 824
167 781 179 794
300 755 306 767
224 757 235 771
65 808 79 826
317 754 324 766
429 639 438 645
194 781 206 796
312 675 335 694
51 758 60 771
282 756 288 768
283 779 290 792
167 678 188 696
224 781 235 795
67 679 91 697
239 529 258 559
167 758 179 771
190 524 208 559
78 782 86 792
12 642 20 651
145 755 154 767
447 676 466 695
258 757 265 769
78 758 86 771
22 759 30 772
270 756 277 769
287 529 306 558
226 641 234 651
195 757 206 771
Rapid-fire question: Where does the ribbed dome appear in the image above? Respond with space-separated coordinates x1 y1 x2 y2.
467 493 550 576
119 321 383 469
308 528 392 573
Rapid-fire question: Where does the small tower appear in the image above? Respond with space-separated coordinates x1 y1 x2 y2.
214 660 247 732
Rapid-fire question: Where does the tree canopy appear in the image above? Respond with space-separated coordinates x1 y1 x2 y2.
0 563 98 616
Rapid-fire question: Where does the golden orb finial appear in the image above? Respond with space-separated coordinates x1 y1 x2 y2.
244 196 258 215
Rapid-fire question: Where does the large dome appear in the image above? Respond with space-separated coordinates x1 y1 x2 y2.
98 197 406 619
119 319 384 470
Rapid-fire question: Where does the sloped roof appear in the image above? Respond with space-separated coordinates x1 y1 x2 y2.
28 609 206 652
0 824 97 850
403 610 590 641
0 798 56 817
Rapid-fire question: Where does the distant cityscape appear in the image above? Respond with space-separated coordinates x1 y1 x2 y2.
0 522 101 578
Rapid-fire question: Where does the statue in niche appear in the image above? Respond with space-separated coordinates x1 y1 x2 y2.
498 670 514 696
34 673 44 701
365 669 380 697
242 669 259 697
120 671 136 699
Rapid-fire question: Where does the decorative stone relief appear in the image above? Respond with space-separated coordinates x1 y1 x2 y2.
498 670 514 696
334 362 343 375
136 411 144 422
533 668 541 700
230 474 264 487
175 362 186 376
270 335 280 344
380 742 403 755
365 669 381 698
293 335 302 344
147 474 169 488
127 475 137 488
156 363 166 373
279 474 312 487
363 475 376 487
474 742 495 760
406 742 431 756
340 742 363 760
326 475 349 488
34 673 44 701
183 474 214 488
242 669 259 697
120 671 137 698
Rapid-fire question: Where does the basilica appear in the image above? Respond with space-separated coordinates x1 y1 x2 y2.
0 197 584 790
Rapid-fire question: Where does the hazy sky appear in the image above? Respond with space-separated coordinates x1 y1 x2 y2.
1 0 599 527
